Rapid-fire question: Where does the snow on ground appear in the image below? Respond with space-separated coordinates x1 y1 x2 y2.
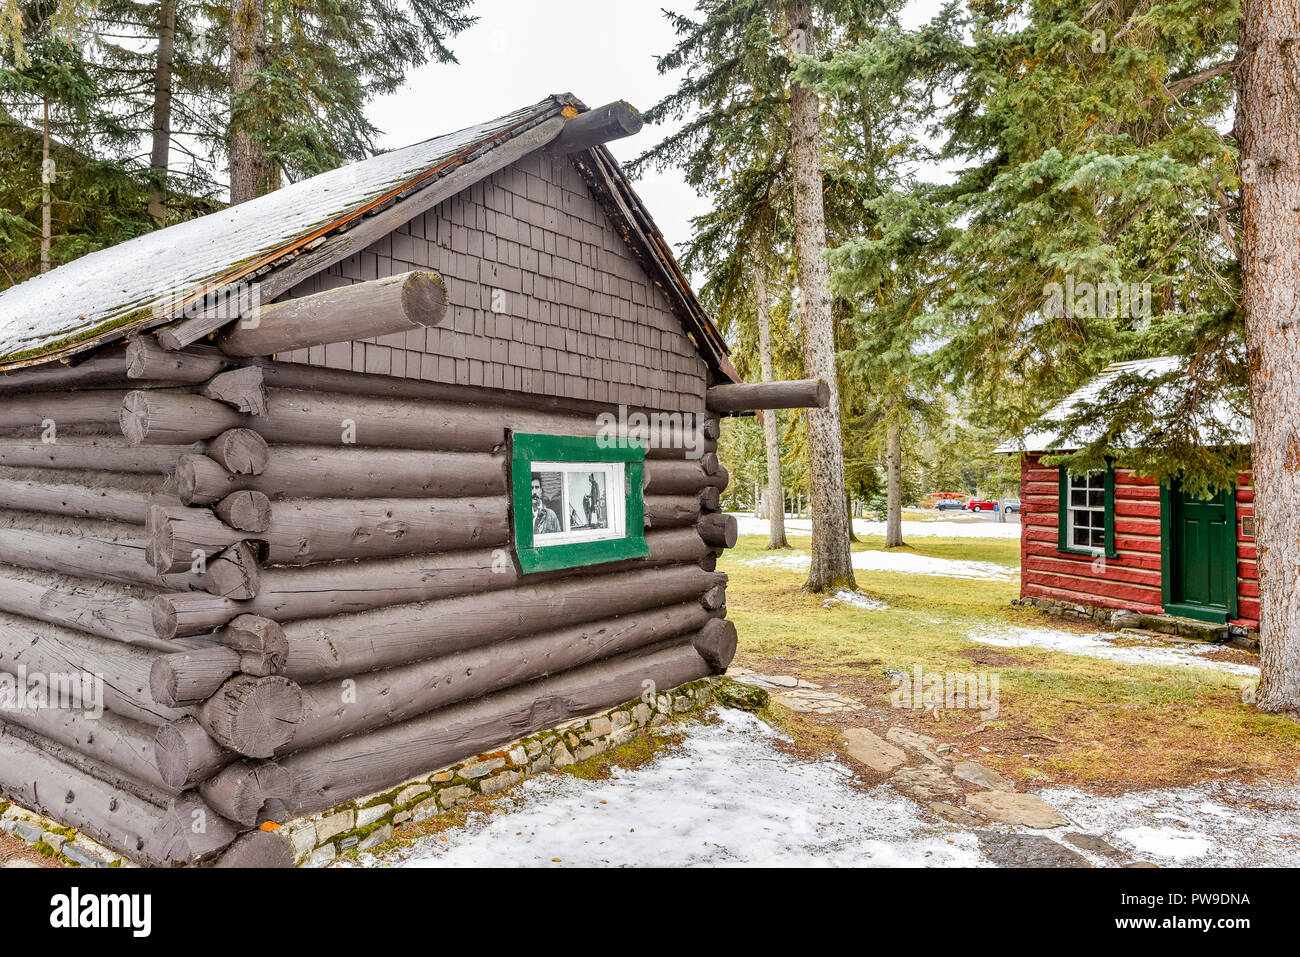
823 589 889 611
733 514 1022 539
1040 780 1300 867
968 625 1259 677
743 550 1019 583
351 709 982 868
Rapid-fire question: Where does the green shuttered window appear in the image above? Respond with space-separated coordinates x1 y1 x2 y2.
1058 465 1117 558
511 432 648 574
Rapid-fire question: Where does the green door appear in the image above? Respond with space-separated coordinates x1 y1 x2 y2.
1163 482 1237 623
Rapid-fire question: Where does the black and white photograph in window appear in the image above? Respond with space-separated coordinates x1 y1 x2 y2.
528 462 625 544
530 471 564 536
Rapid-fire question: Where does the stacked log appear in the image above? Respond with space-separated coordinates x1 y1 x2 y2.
0 286 739 867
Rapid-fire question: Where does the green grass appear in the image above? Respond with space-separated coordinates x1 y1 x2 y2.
721 532 1300 791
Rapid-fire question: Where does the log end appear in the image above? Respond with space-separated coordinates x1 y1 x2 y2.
401 271 450 328
199 674 302 758
692 617 738 673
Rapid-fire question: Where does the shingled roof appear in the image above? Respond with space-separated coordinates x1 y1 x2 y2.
994 357 1251 453
0 94 734 382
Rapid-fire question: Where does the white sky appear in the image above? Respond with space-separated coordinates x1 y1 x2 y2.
366 0 949 262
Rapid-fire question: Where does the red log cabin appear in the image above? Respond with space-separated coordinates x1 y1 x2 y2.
996 358 1256 632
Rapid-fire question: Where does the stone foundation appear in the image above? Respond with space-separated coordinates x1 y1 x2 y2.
0 805 129 868
286 677 719 867
1012 596 1260 649
0 678 720 868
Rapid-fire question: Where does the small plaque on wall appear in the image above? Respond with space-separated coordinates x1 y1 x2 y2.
1241 515 1255 539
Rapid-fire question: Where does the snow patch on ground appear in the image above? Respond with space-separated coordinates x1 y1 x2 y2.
823 589 889 611
968 626 1259 677
733 515 1022 539
743 550 1018 582
350 709 982 868
1040 780 1300 867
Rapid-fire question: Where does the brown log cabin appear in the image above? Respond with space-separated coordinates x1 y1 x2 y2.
996 358 1256 632
0 95 823 866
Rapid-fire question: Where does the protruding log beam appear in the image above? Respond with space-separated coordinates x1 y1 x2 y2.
0 390 132 436
198 760 292 826
150 644 243 707
0 562 163 648
214 490 272 532
643 459 727 495
280 564 726 682
700 583 727 610
202 366 267 414
127 336 226 383
121 390 244 445
217 271 450 358
175 448 506 505
0 476 168 524
697 512 739 549
0 728 238 865
705 378 830 414
205 541 261 599
643 494 702 529
124 389 507 451
645 526 712 564
286 600 714 752
0 610 184 725
212 826 294 868
280 639 713 818
0 691 178 795
0 518 180 589
193 674 302 758
154 716 235 789
0 345 129 394
0 436 202 473
549 100 643 153
692 617 738 672
700 485 722 511
208 428 270 474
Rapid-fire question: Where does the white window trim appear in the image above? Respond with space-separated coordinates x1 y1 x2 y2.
1066 470 1107 556
529 461 626 547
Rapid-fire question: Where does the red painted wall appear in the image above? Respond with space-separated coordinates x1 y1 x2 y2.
1019 455 1259 629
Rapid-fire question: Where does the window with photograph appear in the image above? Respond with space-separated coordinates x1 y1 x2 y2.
1057 466 1115 557
512 433 647 573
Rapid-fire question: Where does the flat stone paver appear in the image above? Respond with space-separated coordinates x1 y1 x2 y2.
966 791 1069 829
975 832 1091 868
843 728 906 773
952 761 1016 791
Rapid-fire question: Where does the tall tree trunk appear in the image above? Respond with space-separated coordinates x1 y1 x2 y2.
229 0 266 205
1241 0 1300 712
784 0 854 591
885 420 904 547
148 0 177 226
754 266 789 549
40 96 50 274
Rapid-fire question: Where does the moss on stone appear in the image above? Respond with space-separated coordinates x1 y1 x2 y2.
712 677 768 712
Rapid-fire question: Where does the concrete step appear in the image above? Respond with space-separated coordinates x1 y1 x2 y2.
1134 613 1229 643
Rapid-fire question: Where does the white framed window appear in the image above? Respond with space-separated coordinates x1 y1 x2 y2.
528 461 627 546
1066 471 1107 554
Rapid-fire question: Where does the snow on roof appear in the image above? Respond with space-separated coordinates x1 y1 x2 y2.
0 98 563 368
993 356 1251 454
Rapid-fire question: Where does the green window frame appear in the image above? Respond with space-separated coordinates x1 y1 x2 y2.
1057 464 1117 558
510 432 648 574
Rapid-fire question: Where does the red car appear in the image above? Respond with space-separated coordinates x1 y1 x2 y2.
964 499 998 512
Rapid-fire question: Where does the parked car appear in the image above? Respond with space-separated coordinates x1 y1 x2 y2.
935 498 967 511
964 499 998 512
1001 497 1021 513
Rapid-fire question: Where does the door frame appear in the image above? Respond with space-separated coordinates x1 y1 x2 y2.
1159 480 1238 623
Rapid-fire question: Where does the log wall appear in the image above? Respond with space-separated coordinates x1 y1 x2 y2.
1019 454 1259 628
0 345 734 866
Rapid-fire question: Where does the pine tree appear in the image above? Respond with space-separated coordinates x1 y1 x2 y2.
637 0 892 590
1238 0 1300 713
227 0 477 202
